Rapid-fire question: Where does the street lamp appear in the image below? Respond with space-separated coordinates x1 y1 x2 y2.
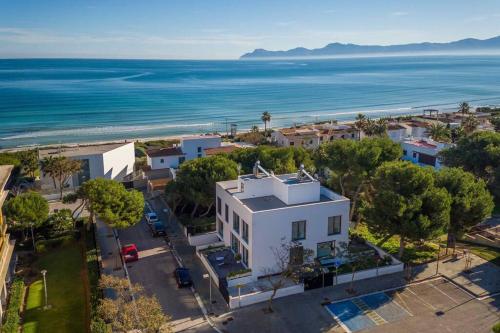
41 269 49 309
202 274 214 309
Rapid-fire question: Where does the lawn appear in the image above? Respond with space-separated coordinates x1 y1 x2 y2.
352 224 438 264
457 241 500 266
23 242 87 333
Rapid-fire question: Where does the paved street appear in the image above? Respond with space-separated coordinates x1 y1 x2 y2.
117 197 213 333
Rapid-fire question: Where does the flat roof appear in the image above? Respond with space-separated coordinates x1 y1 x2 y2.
181 134 221 140
204 146 239 156
405 140 437 149
39 142 131 158
146 147 184 157
240 194 333 212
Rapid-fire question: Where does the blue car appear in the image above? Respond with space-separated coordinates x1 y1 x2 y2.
151 221 166 237
174 267 193 288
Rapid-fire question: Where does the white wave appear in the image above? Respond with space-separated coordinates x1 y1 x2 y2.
1 122 214 140
308 107 413 118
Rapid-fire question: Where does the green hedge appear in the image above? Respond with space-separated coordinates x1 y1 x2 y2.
2 279 25 333
493 322 500 333
35 234 75 253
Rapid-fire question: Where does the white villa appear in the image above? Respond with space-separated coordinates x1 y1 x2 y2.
39 142 135 190
214 162 350 281
146 135 222 170
401 138 452 169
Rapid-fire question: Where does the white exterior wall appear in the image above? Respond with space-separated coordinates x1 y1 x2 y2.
101 142 135 180
216 179 350 280
271 131 289 147
181 136 221 160
401 140 450 169
409 126 429 138
387 128 408 142
250 199 350 277
148 155 182 170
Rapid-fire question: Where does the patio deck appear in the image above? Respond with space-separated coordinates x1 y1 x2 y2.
204 247 247 279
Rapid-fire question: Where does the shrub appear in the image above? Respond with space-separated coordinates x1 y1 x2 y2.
493 322 500 333
1 278 25 333
35 233 76 252
227 268 252 278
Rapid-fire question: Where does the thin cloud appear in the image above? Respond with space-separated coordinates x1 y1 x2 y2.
0 27 266 47
391 11 409 17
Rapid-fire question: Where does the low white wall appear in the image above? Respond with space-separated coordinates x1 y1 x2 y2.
228 283 304 309
188 232 220 247
197 251 221 288
195 242 225 252
335 262 404 285
227 273 255 288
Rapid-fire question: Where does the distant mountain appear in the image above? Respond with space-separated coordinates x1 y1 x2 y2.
240 36 500 59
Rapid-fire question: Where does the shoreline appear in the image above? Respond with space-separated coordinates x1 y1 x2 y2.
0 109 459 153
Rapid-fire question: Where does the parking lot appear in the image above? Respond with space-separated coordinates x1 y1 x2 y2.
325 277 499 333
118 199 212 333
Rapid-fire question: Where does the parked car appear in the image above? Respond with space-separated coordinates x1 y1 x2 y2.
174 267 193 288
145 211 158 224
121 244 139 263
151 221 166 237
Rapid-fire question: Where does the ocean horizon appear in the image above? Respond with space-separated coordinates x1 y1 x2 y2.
1 55 500 149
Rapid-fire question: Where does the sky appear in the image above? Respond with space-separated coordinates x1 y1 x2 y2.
0 0 499 59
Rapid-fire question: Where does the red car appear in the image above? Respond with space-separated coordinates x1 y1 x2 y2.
121 244 139 263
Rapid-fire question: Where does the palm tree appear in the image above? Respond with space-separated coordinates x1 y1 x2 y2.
451 126 465 143
363 118 376 136
373 118 388 136
458 101 470 116
354 113 367 139
251 125 259 133
462 115 479 134
261 112 271 134
428 123 451 142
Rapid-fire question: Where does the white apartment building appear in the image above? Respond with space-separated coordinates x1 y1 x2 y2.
401 138 452 169
146 135 222 170
215 162 350 280
39 142 135 189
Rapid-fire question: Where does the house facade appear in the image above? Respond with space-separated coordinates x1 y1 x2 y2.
146 135 222 170
271 123 358 149
215 163 350 280
401 138 452 169
39 142 135 190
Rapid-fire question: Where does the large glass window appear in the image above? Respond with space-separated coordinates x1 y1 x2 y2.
217 197 221 215
77 159 90 186
233 212 240 234
292 220 306 241
225 204 229 222
328 216 342 235
242 246 249 266
242 220 249 243
317 241 333 258
231 233 240 253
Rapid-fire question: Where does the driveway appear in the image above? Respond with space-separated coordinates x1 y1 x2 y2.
118 199 213 332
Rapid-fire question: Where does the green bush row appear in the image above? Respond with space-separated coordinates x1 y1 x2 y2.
35 233 75 253
1 279 25 333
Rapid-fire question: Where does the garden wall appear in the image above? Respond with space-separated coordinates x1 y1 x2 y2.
335 262 404 285
228 283 304 309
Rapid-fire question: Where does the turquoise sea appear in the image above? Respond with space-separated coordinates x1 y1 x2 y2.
1 56 500 149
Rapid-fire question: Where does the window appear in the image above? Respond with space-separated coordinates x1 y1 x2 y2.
225 204 229 222
233 212 240 233
231 233 240 253
292 220 306 241
160 158 165 163
217 197 221 215
351 133 355 138
413 152 418 158
218 218 224 238
197 153 202 158
242 220 249 243
197 147 202 153
290 141 295 146
242 246 249 265
317 241 333 258
179 156 185 164
403 150 407 156
328 216 342 235
309 140 313 144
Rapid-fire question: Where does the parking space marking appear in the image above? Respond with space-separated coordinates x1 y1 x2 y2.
404 287 437 311
430 281 460 304
391 293 414 317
